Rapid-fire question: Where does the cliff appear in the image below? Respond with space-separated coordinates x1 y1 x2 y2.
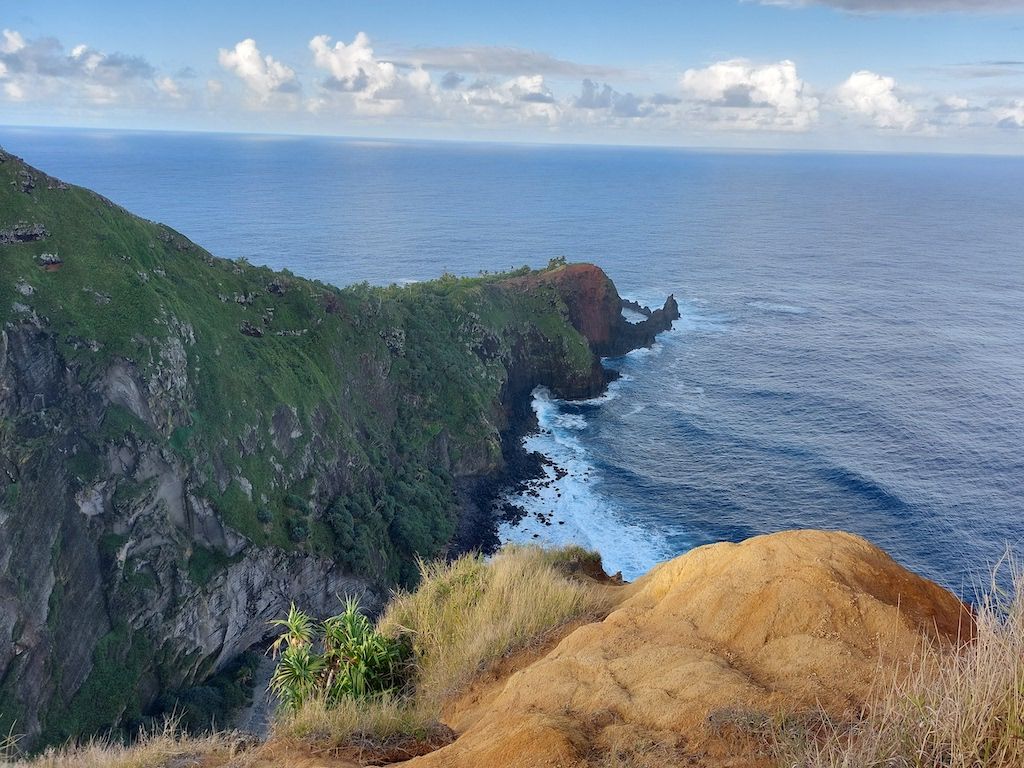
0 149 677 748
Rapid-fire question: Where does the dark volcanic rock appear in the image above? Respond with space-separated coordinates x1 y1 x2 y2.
453 265 680 556
0 223 49 245
239 320 263 337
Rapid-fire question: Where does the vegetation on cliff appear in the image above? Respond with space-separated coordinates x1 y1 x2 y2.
0 147 596 578
271 545 613 751
0 148 679 748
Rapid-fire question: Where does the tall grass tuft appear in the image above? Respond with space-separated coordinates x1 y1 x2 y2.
776 560 1024 768
271 544 614 747
377 544 615 709
272 694 438 752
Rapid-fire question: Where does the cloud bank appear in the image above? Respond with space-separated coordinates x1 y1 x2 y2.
758 0 1024 12
2 27 1022 148
0 28 183 106
680 59 819 130
837 70 918 128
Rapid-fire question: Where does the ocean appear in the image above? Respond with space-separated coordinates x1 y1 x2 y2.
3 126 1022 596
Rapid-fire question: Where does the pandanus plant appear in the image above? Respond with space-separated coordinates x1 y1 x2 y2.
268 599 408 711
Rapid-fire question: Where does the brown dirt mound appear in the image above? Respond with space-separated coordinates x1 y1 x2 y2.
403 530 972 768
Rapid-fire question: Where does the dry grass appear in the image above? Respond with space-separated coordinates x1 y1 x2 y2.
269 544 614 751
376 544 615 710
775 562 1024 768
271 694 437 750
0 722 249 768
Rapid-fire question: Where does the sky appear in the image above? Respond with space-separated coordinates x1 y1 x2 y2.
1 0 1023 153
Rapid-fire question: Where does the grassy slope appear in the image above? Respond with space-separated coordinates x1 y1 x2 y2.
0 150 593 579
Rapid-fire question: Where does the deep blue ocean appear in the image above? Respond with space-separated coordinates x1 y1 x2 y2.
3 127 1022 596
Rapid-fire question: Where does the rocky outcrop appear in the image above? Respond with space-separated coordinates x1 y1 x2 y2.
0 223 48 245
406 531 972 768
513 263 680 358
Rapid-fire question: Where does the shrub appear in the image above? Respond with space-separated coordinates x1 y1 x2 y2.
268 600 408 712
285 516 309 543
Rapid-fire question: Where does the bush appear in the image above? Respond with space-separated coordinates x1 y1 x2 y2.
268 600 408 712
285 516 309 543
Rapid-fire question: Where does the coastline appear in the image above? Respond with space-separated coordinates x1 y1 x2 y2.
450 376 607 557
450 294 680 559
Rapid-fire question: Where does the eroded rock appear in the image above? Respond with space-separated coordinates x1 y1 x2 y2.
409 530 971 768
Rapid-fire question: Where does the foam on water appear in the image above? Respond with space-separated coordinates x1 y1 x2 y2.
497 380 671 580
746 300 809 315
495 307 712 579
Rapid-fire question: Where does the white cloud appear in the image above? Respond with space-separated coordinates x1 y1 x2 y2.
218 38 300 101
575 79 656 118
679 59 819 130
1 29 25 55
0 28 165 106
942 95 971 111
458 74 558 116
757 0 1024 11
308 32 437 117
993 100 1024 127
157 76 183 100
309 32 396 93
837 70 918 129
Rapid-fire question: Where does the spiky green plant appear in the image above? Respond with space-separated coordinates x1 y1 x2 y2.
268 603 316 657
267 599 408 712
321 598 407 702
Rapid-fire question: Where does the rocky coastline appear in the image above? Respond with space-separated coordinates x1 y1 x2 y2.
452 288 681 557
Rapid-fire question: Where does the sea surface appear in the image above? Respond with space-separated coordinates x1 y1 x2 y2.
3 126 1022 596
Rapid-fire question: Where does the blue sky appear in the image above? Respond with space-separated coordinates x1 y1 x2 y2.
2 0 1023 152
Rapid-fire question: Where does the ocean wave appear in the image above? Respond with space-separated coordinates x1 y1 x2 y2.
746 300 809 315
497 387 670 580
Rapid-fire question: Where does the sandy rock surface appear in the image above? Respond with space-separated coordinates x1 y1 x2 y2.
405 530 971 768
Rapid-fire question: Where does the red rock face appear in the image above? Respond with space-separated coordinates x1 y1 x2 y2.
511 264 621 347
542 264 622 348
511 263 679 358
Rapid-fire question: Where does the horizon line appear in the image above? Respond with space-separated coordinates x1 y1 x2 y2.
2 122 1024 161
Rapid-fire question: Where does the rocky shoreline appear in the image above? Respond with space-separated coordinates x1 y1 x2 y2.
452 293 680 558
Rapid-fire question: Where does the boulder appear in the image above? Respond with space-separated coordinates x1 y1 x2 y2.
407 530 972 768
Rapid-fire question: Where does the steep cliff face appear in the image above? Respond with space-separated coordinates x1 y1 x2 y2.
512 263 680 358
0 149 677 747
